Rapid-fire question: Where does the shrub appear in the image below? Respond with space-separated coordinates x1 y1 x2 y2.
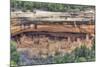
10 40 19 66
54 44 95 63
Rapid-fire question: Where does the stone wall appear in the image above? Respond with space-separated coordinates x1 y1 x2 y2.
15 32 94 59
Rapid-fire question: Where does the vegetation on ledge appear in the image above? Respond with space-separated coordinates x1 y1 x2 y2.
11 0 95 12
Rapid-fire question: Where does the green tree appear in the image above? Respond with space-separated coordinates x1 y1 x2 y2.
10 40 19 67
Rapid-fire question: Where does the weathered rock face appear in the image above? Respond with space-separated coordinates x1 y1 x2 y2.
15 32 94 59
11 24 95 36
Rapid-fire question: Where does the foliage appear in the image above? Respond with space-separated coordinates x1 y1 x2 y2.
54 44 95 63
10 40 19 67
10 40 95 65
11 0 95 12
